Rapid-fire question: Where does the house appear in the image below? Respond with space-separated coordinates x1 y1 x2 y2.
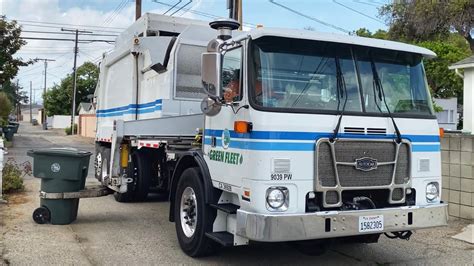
449 55 474 133
20 104 42 123
77 102 96 138
434 98 458 131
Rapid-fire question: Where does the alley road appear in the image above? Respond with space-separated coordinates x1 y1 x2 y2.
1 122 473 265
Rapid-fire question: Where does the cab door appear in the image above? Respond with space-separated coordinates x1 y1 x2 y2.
203 45 250 190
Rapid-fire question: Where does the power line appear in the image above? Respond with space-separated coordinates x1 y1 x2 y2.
333 0 384 24
170 0 192 16
21 30 118 37
268 0 351 34
20 36 115 43
163 0 182 15
10 18 126 30
103 0 130 26
18 23 123 34
353 0 382 8
151 0 256 27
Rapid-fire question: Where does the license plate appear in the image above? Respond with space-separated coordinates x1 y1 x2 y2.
358 215 384 232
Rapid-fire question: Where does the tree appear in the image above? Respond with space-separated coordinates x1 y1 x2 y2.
379 1 474 52
0 16 33 85
353 27 469 101
418 40 470 99
1 80 28 105
0 91 13 125
354 28 388 39
44 62 99 116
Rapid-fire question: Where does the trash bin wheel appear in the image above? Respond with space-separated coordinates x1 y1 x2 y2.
33 206 51 224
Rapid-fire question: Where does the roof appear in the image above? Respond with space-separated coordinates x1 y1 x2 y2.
77 102 93 112
449 55 474 70
241 28 437 58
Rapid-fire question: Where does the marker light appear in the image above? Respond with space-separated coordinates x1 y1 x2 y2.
234 121 252 134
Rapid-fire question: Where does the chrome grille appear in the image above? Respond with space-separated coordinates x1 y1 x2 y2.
315 138 411 207
334 142 395 163
337 164 394 187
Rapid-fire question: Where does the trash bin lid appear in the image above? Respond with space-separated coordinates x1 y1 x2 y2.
27 147 92 158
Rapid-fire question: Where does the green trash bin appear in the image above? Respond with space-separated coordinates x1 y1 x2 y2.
9 122 19 133
27 148 92 225
2 126 14 141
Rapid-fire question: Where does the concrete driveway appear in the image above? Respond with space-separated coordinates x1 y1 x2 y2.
1 122 473 265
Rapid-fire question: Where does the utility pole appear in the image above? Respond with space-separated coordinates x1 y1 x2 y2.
136 0 142 20
16 79 20 121
61 28 92 135
29 81 32 123
36 58 55 129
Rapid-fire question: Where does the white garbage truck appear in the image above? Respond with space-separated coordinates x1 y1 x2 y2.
94 13 448 257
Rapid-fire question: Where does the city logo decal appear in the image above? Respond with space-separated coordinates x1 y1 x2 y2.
222 128 231 149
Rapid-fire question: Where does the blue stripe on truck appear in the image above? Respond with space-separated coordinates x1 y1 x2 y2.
203 129 440 152
204 129 440 143
96 99 162 117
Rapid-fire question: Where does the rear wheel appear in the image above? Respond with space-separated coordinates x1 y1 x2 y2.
114 150 151 202
174 167 217 257
94 145 105 181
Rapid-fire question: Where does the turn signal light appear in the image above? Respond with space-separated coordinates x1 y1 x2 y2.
234 121 252 134
439 128 444 138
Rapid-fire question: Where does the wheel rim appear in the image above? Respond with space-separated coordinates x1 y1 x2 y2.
95 152 102 177
180 187 198 238
101 156 108 183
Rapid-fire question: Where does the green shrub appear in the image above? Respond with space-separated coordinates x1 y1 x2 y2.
2 158 32 194
0 92 12 126
65 124 78 135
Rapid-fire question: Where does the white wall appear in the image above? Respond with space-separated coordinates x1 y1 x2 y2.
463 68 474 134
50 115 79 129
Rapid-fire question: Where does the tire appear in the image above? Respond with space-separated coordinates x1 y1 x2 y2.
174 167 218 257
114 150 151 202
131 151 152 201
94 145 105 181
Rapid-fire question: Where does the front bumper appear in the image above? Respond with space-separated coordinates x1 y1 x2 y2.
236 203 448 242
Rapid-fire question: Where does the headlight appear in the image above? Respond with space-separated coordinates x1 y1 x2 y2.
266 187 289 211
426 182 439 202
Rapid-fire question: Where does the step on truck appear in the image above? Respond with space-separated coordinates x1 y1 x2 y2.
94 13 448 257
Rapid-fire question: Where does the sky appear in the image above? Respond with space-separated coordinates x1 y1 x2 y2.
1 0 389 104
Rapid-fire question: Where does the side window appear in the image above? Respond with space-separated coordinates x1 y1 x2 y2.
175 44 207 99
222 47 242 102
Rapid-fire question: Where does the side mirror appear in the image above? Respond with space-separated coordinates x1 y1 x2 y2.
201 52 222 100
201 97 222 116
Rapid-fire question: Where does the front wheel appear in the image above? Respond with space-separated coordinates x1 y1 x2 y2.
174 167 217 257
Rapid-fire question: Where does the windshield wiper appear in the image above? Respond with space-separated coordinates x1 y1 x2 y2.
329 56 348 142
369 57 402 144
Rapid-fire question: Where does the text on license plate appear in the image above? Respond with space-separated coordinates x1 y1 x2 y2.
358 215 384 232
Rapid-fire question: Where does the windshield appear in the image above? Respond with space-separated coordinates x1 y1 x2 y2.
249 37 434 117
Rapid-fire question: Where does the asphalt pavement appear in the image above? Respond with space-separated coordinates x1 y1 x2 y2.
1 122 473 265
